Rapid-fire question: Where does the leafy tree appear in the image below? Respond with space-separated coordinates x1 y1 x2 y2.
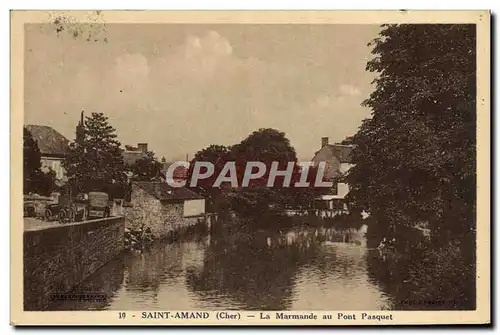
339 136 355 145
186 144 232 212
287 165 334 210
187 144 231 190
187 129 336 217
23 127 56 195
229 187 285 219
130 151 162 181
36 169 58 196
23 127 42 194
231 128 297 182
346 25 476 251
229 128 299 216
63 112 126 197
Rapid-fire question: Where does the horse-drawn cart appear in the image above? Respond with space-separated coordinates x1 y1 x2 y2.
42 192 111 224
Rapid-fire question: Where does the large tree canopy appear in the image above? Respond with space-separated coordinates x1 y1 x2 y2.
187 144 232 190
228 128 300 217
346 24 476 246
63 112 126 196
231 128 298 186
23 127 56 195
23 127 42 193
186 129 333 216
130 151 162 182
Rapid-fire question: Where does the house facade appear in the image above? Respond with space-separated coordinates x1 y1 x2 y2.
25 124 70 184
125 182 205 239
311 137 355 216
311 137 354 183
123 142 149 166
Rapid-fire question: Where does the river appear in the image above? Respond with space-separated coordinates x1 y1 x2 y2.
48 224 402 311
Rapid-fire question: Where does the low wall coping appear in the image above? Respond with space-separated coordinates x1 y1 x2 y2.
183 214 206 219
24 216 125 233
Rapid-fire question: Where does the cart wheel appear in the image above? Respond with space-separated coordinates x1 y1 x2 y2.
74 210 81 222
58 209 67 224
44 209 52 222
65 207 75 223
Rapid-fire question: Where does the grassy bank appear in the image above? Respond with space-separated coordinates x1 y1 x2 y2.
368 240 475 310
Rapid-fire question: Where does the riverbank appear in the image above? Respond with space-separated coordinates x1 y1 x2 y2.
367 240 475 310
124 218 210 250
43 218 474 312
209 211 367 237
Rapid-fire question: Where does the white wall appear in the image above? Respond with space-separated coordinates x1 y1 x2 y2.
40 157 66 180
339 163 354 174
183 199 205 217
337 182 350 198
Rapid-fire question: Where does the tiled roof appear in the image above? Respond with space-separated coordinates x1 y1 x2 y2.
133 182 204 201
25 125 70 157
327 144 354 164
313 144 355 164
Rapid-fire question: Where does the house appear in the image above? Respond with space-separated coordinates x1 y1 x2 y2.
126 182 205 239
312 137 355 182
122 143 150 183
122 142 149 166
311 137 355 216
25 124 70 183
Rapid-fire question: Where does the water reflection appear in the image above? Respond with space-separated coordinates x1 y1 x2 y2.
49 224 395 311
185 230 319 310
48 256 125 310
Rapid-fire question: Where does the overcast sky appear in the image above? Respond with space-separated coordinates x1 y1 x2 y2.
24 23 381 161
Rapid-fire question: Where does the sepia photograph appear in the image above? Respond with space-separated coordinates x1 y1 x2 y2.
11 10 490 325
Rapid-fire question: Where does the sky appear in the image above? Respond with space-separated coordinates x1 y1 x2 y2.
24 23 381 161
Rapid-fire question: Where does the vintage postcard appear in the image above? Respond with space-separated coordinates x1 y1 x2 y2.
11 10 490 326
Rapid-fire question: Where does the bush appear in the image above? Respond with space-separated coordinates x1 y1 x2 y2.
401 241 475 309
373 240 476 310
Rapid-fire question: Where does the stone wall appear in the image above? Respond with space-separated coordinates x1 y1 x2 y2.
23 216 124 311
124 184 204 239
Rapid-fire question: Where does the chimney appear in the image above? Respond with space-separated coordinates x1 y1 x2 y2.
80 110 84 125
138 143 148 153
321 137 329 148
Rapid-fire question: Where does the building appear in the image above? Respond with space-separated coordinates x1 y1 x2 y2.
122 144 190 184
311 137 355 182
122 143 149 166
311 137 355 216
25 124 70 183
126 182 205 239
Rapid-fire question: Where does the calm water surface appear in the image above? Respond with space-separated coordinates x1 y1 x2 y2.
50 225 397 310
